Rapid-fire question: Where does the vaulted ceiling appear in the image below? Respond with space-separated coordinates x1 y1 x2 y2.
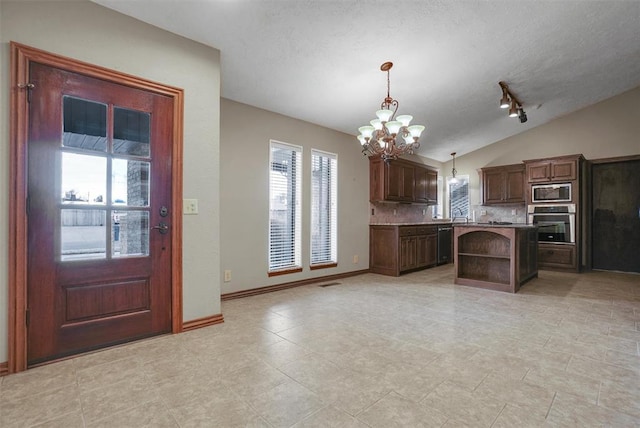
93 0 640 162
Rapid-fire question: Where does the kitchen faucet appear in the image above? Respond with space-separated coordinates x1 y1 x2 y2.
452 208 469 223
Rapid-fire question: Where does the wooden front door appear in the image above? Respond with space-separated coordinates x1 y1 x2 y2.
592 159 640 273
26 62 174 365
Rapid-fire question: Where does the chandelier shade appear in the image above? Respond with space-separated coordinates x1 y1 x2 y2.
357 62 425 161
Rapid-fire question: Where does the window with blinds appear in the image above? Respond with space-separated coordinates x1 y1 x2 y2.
449 175 470 218
310 149 337 267
269 141 302 273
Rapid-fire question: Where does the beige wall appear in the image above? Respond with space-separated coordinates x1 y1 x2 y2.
0 1 221 363
220 99 370 294
444 86 640 213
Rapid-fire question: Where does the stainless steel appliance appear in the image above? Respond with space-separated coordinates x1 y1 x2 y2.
531 182 572 203
437 226 452 264
528 204 575 243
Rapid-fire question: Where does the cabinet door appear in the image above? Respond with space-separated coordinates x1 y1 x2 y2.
426 169 438 203
413 166 437 204
386 162 414 201
551 160 576 181
416 235 429 267
504 168 525 203
399 236 417 271
402 165 415 201
482 170 505 204
425 233 438 266
369 157 384 202
526 162 551 182
414 167 428 203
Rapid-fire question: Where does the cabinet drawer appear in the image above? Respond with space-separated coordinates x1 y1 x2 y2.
399 227 417 236
416 226 436 235
539 245 576 268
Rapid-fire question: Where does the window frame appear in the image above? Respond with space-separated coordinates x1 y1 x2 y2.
268 140 303 276
309 149 338 269
448 174 470 219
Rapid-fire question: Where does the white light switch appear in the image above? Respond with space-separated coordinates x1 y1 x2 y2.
183 199 198 215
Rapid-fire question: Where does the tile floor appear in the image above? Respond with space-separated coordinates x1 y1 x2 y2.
1 266 639 427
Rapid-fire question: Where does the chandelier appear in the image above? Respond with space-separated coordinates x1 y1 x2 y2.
357 62 425 161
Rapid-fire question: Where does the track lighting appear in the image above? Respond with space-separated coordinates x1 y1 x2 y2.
498 81 527 123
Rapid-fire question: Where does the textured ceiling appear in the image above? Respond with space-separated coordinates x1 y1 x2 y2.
93 0 640 162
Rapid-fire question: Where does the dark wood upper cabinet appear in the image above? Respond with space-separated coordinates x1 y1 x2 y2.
415 167 438 204
479 164 525 205
525 156 578 182
370 156 437 204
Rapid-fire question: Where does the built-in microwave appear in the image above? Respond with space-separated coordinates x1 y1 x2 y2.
531 182 572 203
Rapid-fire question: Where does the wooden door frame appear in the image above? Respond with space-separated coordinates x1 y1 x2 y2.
8 42 184 373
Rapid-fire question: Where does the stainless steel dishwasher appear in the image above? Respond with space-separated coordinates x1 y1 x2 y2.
437 226 453 264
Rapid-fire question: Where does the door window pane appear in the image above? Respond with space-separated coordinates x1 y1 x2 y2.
112 159 150 206
112 211 149 257
61 152 107 204
61 209 106 261
63 96 107 152
113 107 150 157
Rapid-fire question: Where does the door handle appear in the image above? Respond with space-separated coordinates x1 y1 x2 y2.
151 222 169 234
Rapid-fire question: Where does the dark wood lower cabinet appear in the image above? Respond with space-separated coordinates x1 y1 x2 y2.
370 225 440 276
399 236 418 271
417 233 438 268
538 243 576 270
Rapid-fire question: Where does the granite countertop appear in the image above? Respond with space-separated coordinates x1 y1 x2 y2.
370 220 455 226
454 222 536 228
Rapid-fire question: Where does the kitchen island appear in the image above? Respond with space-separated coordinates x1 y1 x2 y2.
454 224 538 293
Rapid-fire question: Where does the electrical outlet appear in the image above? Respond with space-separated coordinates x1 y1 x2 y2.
393 209 397 215
224 270 231 282
480 210 487 216
183 199 199 215
353 255 359 264
422 209 426 215
511 209 517 215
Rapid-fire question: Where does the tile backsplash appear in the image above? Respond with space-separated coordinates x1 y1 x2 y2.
370 202 435 224
369 202 527 224
471 204 527 224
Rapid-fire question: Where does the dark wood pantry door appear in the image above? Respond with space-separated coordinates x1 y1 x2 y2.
27 62 174 365
592 159 640 273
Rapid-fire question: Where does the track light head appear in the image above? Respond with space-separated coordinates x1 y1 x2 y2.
508 101 518 118
499 93 510 109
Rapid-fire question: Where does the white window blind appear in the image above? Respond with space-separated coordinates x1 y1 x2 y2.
269 141 302 272
449 175 470 218
310 149 337 266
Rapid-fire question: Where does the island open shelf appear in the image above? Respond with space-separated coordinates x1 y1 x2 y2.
454 225 538 293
